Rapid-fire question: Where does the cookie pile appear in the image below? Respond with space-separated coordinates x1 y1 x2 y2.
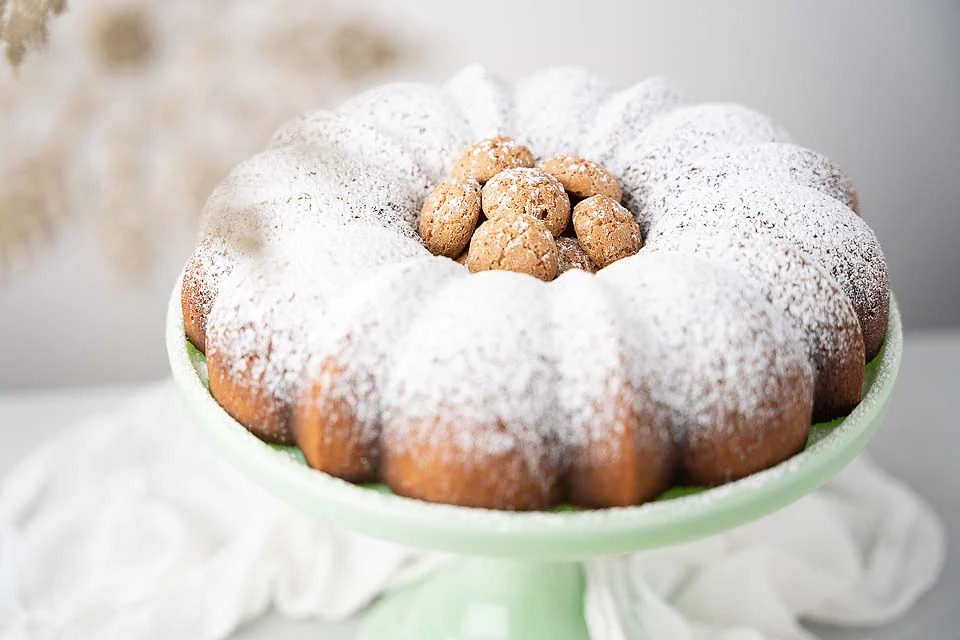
418 137 642 281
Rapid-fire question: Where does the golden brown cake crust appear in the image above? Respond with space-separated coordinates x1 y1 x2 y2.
293 357 380 482
566 387 677 507
861 291 889 363
812 309 865 422
182 252 212 352
678 366 813 485
382 416 563 510
206 346 296 445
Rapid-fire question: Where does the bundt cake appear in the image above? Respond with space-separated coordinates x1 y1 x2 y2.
180 65 889 510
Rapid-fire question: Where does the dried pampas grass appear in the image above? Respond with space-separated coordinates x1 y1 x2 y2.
0 0 65 66
0 0 421 282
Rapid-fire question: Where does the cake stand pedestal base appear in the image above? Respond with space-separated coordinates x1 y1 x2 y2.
357 558 589 640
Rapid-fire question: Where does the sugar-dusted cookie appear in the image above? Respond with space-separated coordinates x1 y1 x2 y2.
467 213 559 281
482 167 570 237
541 153 622 201
419 177 482 257
572 195 642 268
556 236 597 274
452 136 535 184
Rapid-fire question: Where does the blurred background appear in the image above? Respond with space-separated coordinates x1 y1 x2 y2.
1 0 958 388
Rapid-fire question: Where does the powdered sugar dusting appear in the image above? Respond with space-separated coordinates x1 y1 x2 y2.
514 67 609 160
269 109 429 200
199 144 421 248
609 103 790 231
580 76 683 164
382 271 562 477
549 270 650 446
185 66 890 507
648 181 888 358
444 64 513 140
599 252 813 439
645 142 858 222
339 82 471 184
302 257 465 443
645 232 864 416
184 236 234 326
206 222 429 417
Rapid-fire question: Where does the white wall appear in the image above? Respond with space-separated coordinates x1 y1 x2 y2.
1 0 958 388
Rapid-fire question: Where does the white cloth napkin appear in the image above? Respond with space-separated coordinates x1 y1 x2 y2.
584 456 945 640
0 382 945 640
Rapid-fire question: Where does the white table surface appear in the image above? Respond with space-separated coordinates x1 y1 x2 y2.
1 331 957 639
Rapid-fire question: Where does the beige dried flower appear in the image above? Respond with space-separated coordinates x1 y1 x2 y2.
0 152 63 279
87 5 153 69
0 0 422 283
0 0 66 66
328 21 406 80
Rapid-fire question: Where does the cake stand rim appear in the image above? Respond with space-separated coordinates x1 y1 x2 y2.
166 274 902 560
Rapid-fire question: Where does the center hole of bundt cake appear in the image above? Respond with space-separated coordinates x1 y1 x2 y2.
416 137 643 281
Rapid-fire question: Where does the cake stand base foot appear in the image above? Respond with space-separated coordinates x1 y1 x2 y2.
357 557 589 640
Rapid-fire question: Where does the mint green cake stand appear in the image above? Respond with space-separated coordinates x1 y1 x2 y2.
166 282 901 640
